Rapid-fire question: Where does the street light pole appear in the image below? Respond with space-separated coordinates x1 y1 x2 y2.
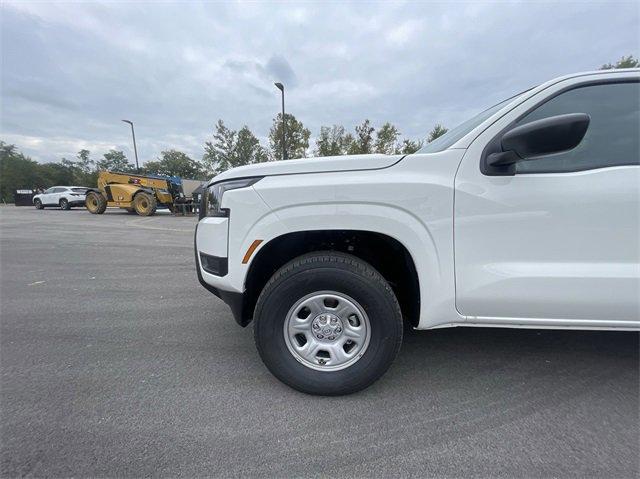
274 82 287 160
121 120 140 173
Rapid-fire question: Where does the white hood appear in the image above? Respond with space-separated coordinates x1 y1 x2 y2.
208 154 404 185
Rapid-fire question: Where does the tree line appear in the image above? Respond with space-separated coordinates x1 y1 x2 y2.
0 118 448 202
1 54 636 203
202 116 448 174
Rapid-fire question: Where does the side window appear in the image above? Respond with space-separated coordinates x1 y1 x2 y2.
515 82 639 174
44 188 55 194
52 187 65 193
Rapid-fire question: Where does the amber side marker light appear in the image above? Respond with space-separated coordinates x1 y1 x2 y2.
242 240 263 264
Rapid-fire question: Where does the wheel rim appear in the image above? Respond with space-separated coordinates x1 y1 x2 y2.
284 291 371 372
137 197 149 212
61 200 67 208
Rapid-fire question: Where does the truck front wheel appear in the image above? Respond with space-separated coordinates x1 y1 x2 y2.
254 252 403 396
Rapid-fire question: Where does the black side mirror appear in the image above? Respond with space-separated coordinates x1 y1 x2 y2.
484 113 590 175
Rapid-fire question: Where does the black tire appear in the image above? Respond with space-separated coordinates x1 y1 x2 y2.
59 198 70 210
85 191 107 214
254 251 403 396
34 199 44 210
133 192 157 216
125 207 136 214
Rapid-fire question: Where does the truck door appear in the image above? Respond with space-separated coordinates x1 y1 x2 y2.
454 79 639 327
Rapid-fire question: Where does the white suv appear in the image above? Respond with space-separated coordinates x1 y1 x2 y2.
33 186 88 210
196 69 640 395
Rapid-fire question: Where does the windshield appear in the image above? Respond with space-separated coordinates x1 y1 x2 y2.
415 92 526 154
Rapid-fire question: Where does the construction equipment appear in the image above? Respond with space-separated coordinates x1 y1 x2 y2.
85 171 184 216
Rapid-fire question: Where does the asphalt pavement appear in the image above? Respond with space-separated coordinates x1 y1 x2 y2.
1 206 638 478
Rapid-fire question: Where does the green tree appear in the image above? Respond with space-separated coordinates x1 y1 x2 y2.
203 120 267 175
96 150 133 172
60 156 79 173
74 149 98 186
315 125 348 157
348 119 375 154
399 138 423 154
0 143 101 201
65 150 97 186
375 122 401 154
57 149 97 186
235 126 269 166
143 150 204 178
203 119 236 174
269 113 311 160
427 124 448 143
0 142 43 202
342 133 355 155
600 55 639 70
38 162 75 186
75 149 93 174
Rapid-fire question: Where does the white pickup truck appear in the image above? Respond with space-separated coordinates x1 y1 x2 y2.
196 69 639 395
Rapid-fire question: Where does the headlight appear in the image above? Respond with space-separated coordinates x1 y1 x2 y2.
201 177 262 218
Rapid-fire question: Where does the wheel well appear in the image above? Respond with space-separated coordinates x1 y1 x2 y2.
244 230 420 327
133 188 151 198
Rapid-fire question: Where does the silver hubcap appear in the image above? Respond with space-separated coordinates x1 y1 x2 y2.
284 291 371 371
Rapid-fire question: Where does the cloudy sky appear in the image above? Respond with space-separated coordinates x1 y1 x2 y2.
1 1 638 164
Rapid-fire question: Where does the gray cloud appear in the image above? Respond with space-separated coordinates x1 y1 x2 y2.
1 1 638 164
265 55 298 87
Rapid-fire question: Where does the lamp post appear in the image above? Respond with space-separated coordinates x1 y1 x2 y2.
274 82 287 160
121 119 140 173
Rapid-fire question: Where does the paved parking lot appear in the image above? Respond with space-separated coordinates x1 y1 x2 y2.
1 206 638 478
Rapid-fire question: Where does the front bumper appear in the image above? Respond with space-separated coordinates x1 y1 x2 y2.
195 224 249 327
194 184 274 327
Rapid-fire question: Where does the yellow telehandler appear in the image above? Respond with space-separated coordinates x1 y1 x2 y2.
85 171 183 216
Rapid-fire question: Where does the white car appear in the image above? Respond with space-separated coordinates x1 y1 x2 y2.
33 186 88 210
196 69 640 395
